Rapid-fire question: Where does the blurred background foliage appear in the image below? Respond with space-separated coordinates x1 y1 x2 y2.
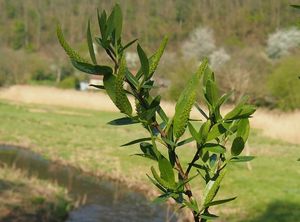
0 0 299 110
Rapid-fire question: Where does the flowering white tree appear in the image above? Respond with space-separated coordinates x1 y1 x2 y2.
181 27 216 60
209 48 231 70
266 27 300 58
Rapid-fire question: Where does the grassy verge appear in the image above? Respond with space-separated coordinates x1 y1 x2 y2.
0 165 72 222
0 100 299 221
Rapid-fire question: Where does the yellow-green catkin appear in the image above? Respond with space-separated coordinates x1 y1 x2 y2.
149 36 168 74
115 56 132 115
56 25 88 63
173 59 208 138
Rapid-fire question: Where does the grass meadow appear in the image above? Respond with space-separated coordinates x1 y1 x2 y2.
0 99 299 221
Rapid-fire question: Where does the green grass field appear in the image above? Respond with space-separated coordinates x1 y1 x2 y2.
0 100 299 221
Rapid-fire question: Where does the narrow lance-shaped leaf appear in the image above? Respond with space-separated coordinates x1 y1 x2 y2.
121 39 138 52
205 196 237 207
137 44 149 79
113 4 123 40
291 5 300 9
105 6 115 39
139 142 158 160
231 119 250 156
107 117 138 125
173 58 209 138
158 157 176 187
203 143 226 154
188 122 201 144
202 169 226 207
87 20 97 64
230 156 255 163
224 97 255 120
97 9 107 39
151 166 173 189
71 60 112 75
199 120 211 143
121 137 152 147
125 69 139 89
146 174 166 192
206 122 228 141
115 56 132 115
205 79 219 108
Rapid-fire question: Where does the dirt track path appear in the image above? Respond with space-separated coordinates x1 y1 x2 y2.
1 85 299 144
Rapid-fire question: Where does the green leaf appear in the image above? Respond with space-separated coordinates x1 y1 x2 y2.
191 163 208 171
146 174 166 192
183 199 199 213
176 173 199 190
236 105 256 119
231 119 250 156
137 44 149 78
202 66 213 87
162 137 177 147
224 97 248 120
173 58 209 138
205 79 219 108
107 117 138 125
157 106 169 123
121 138 151 147
188 122 201 144
202 169 226 206
200 212 219 220
87 20 97 64
224 98 255 120
199 120 211 143
71 60 112 75
230 156 255 162
113 4 123 40
291 5 300 9
151 166 173 189
105 7 115 39
231 137 245 156
207 123 228 141
89 84 105 90
97 9 107 39
140 142 158 160
125 69 139 89
122 38 138 52
153 193 173 204
158 157 175 187
203 143 226 154
237 119 250 141
216 92 232 108
177 137 194 147
205 196 237 207
57 25 87 63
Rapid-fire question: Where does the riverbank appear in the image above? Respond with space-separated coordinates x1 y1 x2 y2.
0 165 71 222
0 98 300 221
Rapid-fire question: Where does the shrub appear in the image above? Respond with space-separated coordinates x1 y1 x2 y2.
57 5 256 221
266 27 300 59
58 76 79 89
181 26 216 61
268 55 300 110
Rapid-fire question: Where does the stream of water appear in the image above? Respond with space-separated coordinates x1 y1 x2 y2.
0 144 177 222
